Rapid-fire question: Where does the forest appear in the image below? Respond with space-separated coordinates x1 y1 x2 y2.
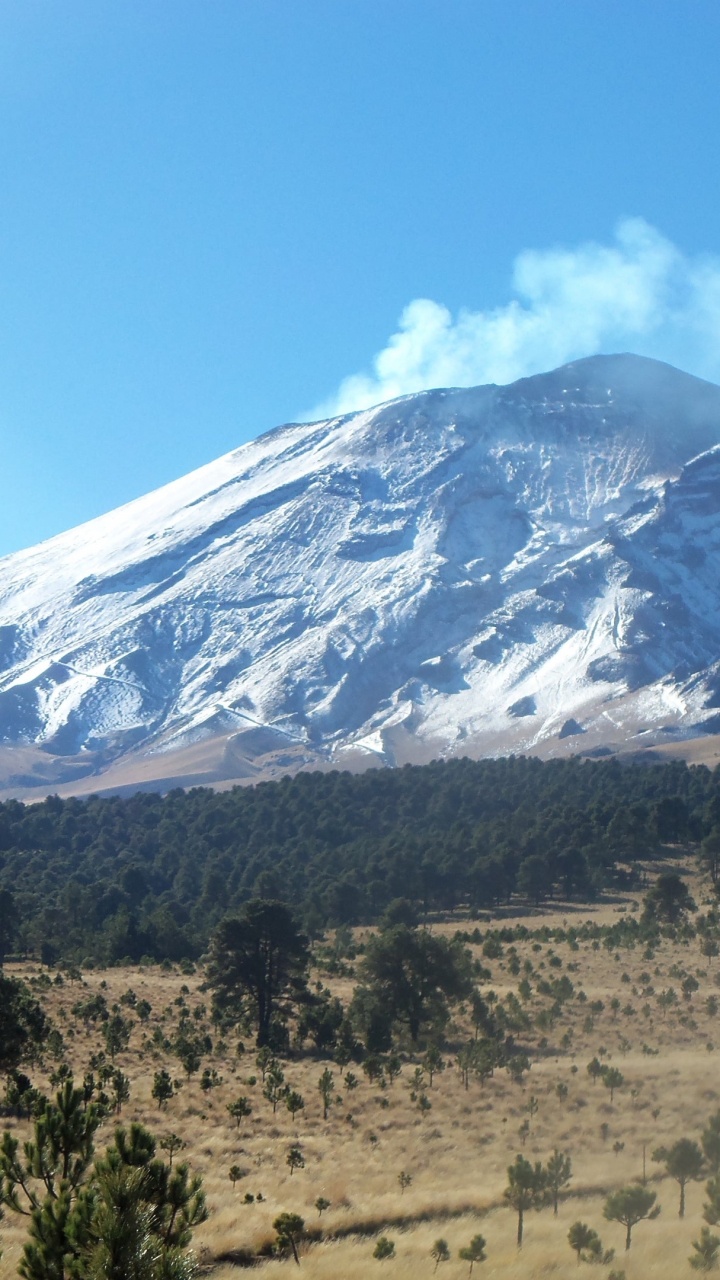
0 754 718 963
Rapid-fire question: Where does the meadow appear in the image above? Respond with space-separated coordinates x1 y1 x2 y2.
2 860 719 1278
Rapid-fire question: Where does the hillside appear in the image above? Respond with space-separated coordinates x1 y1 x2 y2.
0 753 717 963
2 871 720 1280
2 354 720 797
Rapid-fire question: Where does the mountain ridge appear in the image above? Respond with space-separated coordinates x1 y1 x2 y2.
3 352 720 797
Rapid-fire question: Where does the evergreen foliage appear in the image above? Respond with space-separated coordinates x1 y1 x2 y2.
546 1149 572 1215
0 1082 206 1279
652 1139 705 1217
0 755 714 961
353 925 472 1044
603 1185 660 1250
274 1211 305 1264
0 973 49 1074
691 1226 720 1271
206 900 310 1047
504 1154 549 1247
458 1233 486 1275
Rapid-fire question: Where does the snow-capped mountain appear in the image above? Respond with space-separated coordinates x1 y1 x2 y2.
3 353 720 796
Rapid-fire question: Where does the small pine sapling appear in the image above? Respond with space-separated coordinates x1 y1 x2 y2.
373 1236 395 1260
504 1154 549 1247
385 1054 402 1085
586 1056 602 1084
690 1226 720 1271
159 1133 186 1166
568 1221 598 1263
264 1064 287 1114
431 1238 451 1271
424 1044 445 1087
152 1069 174 1109
318 1068 334 1119
702 1110 720 1175
546 1149 572 1215
287 1143 305 1175
506 1053 530 1085
603 1185 660 1251
653 1139 705 1217
458 1234 487 1276
111 1069 130 1113
286 1090 305 1121
274 1212 306 1265
227 1096 252 1129
256 1046 274 1081
601 1066 624 1103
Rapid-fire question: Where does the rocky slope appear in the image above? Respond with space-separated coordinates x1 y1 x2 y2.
2 353 720 795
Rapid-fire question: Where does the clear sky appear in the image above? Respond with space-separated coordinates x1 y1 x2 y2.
2 0 720 555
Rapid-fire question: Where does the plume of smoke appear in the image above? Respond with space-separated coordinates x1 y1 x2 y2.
312 218 720 417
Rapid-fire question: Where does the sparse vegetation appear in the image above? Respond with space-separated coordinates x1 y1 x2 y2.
3 847 720 1278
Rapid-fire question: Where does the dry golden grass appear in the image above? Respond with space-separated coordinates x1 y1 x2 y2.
2 864 719 1276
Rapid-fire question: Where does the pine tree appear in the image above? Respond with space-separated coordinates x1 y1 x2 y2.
503 1155 548 1247
690 1226 720 1271
603 1185 660 1251
653 1139 705 1217
458 1234 486 1276
227 1097 252 1129
318 1068 334 1120
431 1238 451 1270
545 1149 572 1215
274 1212 306 1265
568 1221 598 1263
0 1084 206 1280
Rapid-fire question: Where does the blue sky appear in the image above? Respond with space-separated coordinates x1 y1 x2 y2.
2 0 720 555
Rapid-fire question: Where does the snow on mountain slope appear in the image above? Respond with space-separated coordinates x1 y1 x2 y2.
2 352 720 795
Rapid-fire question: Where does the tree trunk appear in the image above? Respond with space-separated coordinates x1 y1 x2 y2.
625 1223 632 1251
679 1181 686 1218
517 1206 524 1247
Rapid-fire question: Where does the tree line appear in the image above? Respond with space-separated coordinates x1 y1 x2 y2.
0 754 718 962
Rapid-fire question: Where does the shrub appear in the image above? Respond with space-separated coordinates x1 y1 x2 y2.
374 1236 396 1260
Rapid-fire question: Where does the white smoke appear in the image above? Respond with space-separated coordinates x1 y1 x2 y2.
313 218 720 417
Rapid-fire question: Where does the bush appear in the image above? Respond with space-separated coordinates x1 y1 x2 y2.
374 1236 396 1260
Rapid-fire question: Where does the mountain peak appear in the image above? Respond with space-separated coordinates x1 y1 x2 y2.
1 355 720 798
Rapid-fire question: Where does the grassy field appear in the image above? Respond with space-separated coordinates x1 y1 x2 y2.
2 864 719 1278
